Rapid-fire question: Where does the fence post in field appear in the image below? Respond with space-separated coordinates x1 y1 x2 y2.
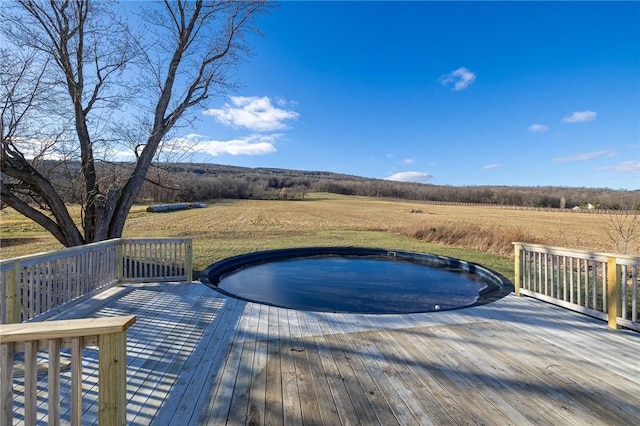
606 256 621 330
513 243 522 297
6 262 21 324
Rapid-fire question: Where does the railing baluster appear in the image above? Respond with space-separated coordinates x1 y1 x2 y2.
48 339 61 424
577 258 583 306
142 242 147 278
533 251 538 291
592 260 598 310
583 259 588 308
549 253 553 296
1 342 14 425
555 255 561 299
562 256 567 301
522 247 527 293
569 257 574 304
632 267 638 323
133 243 139 279
153 242 158 277
544 252 549 295
148 242 153 278
522 250 528 291
621 265 628 319
71 336 83 426
527 250 532 291
602 261 607 312
0 272 5 325
31 265 37 317
25 340 37 426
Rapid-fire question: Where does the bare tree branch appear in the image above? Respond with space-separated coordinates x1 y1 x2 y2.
598 198 640 254
1 0 270 246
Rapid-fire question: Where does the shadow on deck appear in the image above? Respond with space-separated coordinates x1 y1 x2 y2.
18 281 640 425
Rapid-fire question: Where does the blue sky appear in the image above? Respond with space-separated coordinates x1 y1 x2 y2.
184 1 640 190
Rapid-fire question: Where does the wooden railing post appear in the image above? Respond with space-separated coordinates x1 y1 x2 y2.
1 315 135 424
513 243 522 297
99 330 128 426
6 261 21 324
1 342 14 426
116 240 124 283
607 256 621 330
185 238 193 282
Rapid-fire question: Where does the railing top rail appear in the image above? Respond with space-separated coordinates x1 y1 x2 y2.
0 315 136 344
0 238 120 266
617 257 640 267
513 242 640 262
119 237 193 243
0 237 193 267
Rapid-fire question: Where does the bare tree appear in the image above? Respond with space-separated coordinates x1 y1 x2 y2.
1 0 269 247
598 197 640 254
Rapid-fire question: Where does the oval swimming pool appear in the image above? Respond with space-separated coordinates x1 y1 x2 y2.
201 247 512 314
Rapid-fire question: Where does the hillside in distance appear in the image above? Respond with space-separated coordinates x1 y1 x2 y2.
135 162 639 210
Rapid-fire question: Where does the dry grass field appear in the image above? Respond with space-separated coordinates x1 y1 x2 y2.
1 193 636 281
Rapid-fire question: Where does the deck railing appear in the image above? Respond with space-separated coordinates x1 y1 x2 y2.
1 315 136 425
0 237 192 324
513 242 639 331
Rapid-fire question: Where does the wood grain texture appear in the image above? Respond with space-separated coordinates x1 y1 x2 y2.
11 281 639 425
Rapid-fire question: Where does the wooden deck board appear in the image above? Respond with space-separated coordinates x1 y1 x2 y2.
296 316 342 425
314 312 380 426
432 323 571 426
154 296 242 425
327 313 404 425
335 313 422 426
302 312 360 426
370 326 477 426
263 306 283 426
14 282 640 425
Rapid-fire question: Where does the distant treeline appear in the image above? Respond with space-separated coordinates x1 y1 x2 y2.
134 163 639 210
34 161 640 210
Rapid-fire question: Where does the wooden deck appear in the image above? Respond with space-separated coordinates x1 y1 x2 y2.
17 281 640 425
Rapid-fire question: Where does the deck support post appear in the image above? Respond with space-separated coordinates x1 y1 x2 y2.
1 342 15 426
98 331 128 426
513 243 522 297
185 238 193 282
116 240 124 282
606 256 621 330
5 262 21 324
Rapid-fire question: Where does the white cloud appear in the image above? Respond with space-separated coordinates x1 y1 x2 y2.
203 96 299 131
192 134 279 156
12 137 69 161
482 164 502 170
385 171 433 183
440 67 476 91
528 124 549 133
107 149 136 162
402 158 414 164
598 161 640 173
553 150 613 163
561 110 597 123
164 133 202 150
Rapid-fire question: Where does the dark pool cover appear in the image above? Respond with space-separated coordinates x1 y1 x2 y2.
201 247 512 314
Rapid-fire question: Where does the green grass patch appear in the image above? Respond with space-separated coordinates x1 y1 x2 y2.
191 228 514 282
